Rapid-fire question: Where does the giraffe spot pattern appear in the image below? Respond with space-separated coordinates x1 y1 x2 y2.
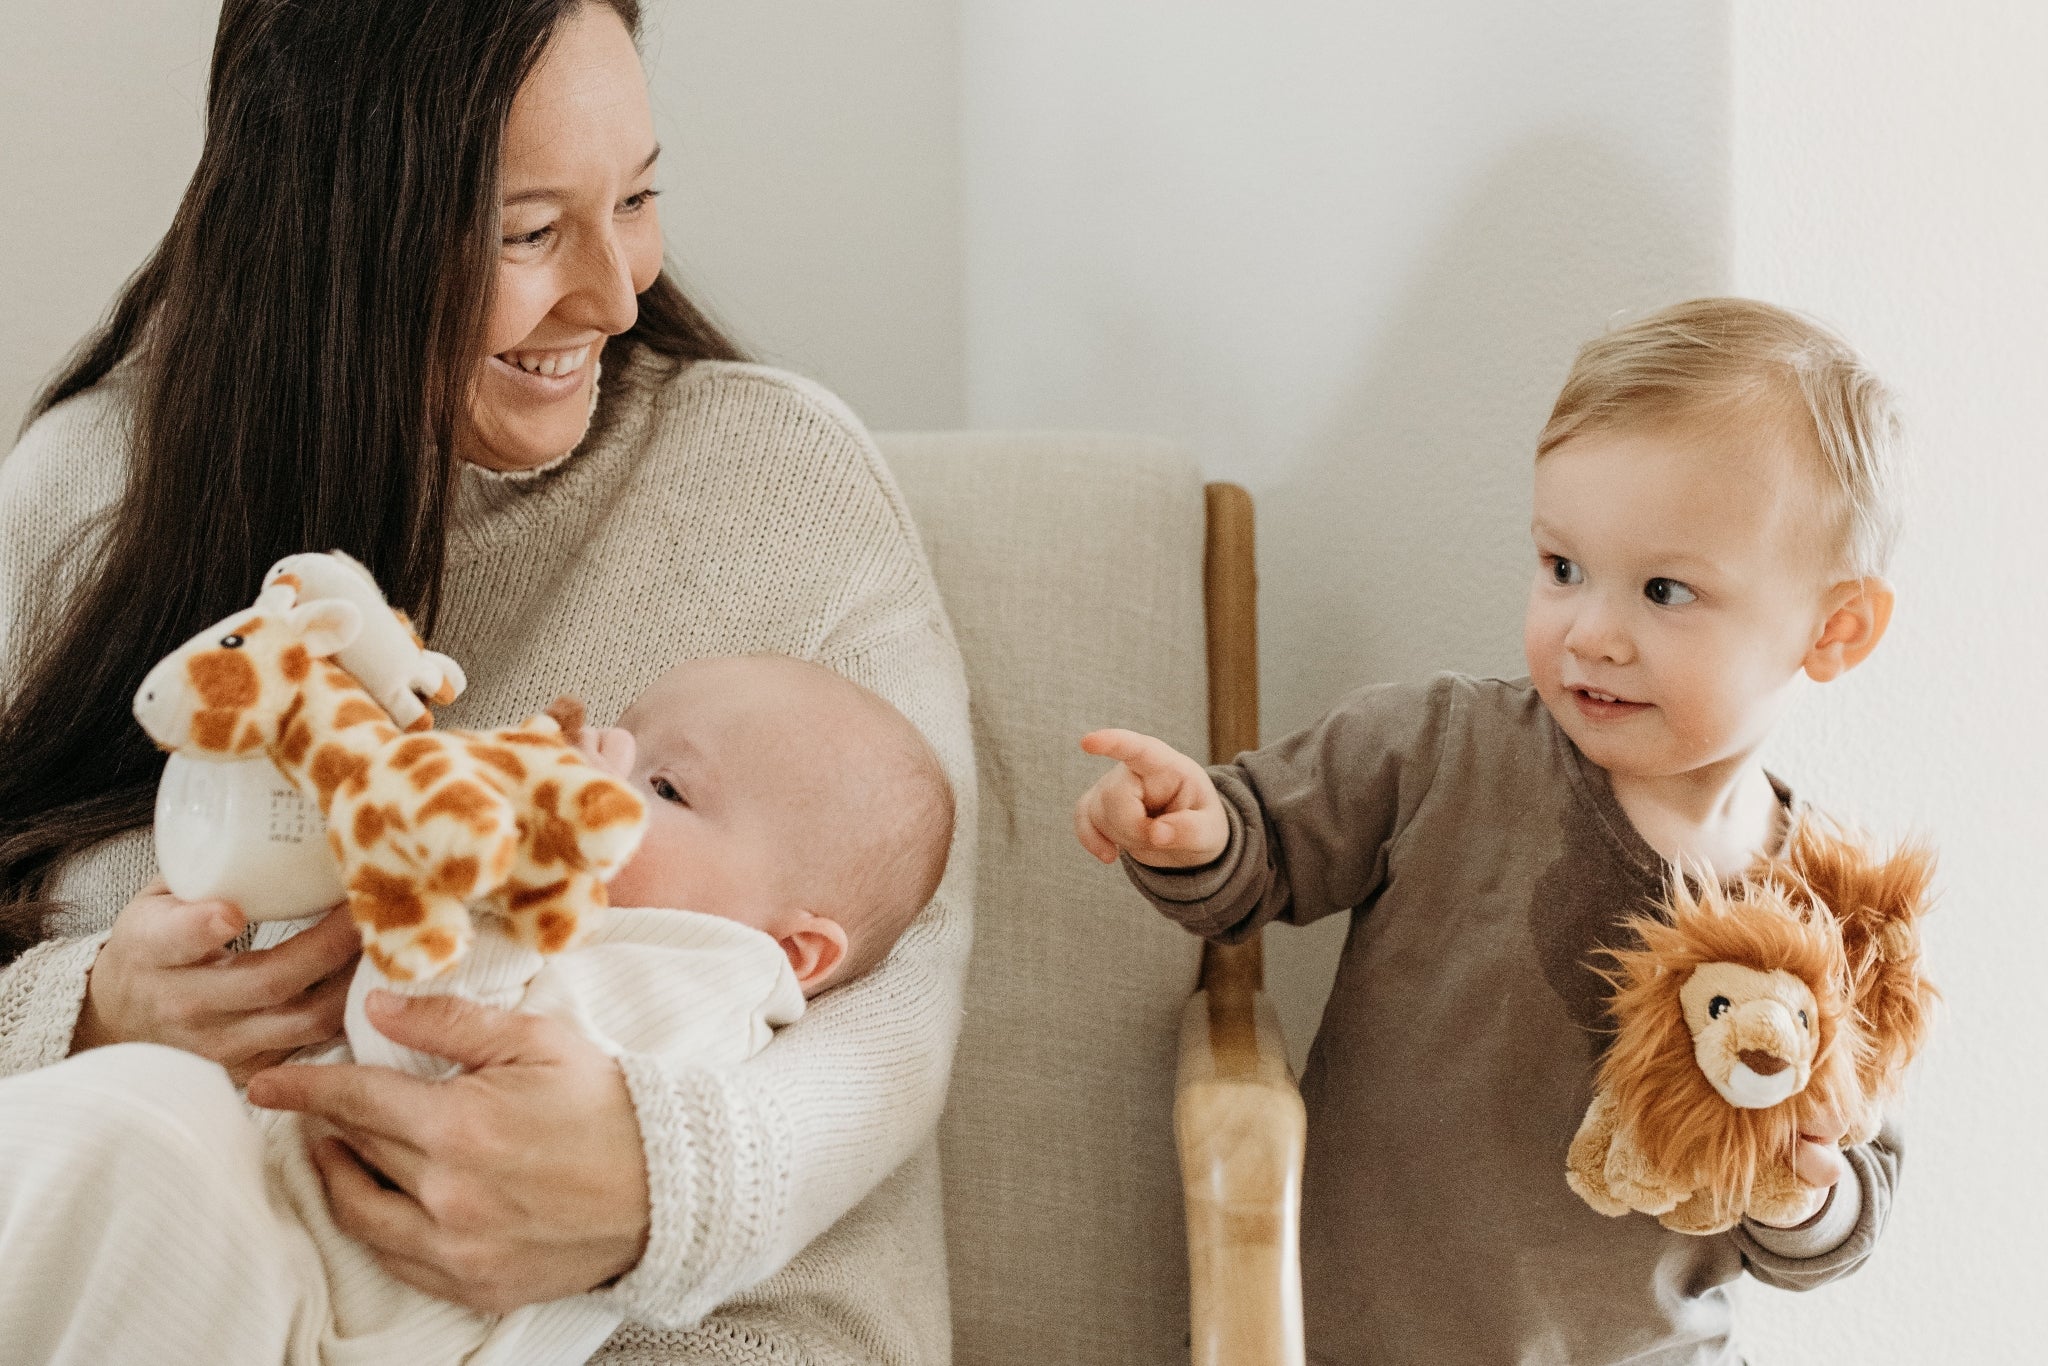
415 779 502 835
188 650 259 709
535 909 576 953
576 779 642 830
333 698 389 729
409 756 454 791
465 743 527 781
415 929 459 964
391 736 440 769
309 745 371 806
507 880 570 912
192 710 239 752
431 856 482 897
348 865 426 931
280 644 311 683
281 718 314 766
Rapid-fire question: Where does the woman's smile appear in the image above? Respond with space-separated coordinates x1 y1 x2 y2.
485 343 596 403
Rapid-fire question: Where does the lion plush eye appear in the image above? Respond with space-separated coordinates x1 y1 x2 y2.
220 634 245 648
1707 995 1731 1020
1797 1009 1808 1029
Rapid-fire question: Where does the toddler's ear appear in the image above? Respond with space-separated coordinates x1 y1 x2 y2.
1804 577 1895 682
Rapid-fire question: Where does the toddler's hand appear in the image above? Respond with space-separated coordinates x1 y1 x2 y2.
1074 729 1229 869
1756 1099 1853 1229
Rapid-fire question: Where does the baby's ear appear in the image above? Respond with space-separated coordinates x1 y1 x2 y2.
779 912 850 995
1804 577 1894 682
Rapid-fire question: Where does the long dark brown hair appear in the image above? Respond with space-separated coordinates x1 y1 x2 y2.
0 0 742 960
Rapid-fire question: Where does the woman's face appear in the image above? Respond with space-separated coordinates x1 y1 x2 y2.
460 4 665 472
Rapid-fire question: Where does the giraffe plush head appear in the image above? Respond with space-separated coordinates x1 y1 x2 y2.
134 582 363 758
136 575 645 980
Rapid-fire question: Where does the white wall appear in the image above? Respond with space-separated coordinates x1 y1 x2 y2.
0 1 963 436
960 0 1730 1066
641 1 963 429
1731 3 2048 1360
0 1 216 435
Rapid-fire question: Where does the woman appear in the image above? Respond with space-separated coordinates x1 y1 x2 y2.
0 1 973 1361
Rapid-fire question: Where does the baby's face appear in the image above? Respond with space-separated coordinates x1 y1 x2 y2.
1524 422 1838 782
578 659 810 938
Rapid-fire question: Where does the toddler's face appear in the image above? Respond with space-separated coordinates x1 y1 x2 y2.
1523 423 1837 782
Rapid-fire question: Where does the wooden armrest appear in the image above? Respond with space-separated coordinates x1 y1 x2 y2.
1175 980 1306 1366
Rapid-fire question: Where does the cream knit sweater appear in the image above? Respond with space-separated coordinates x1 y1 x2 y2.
0 350 976 1365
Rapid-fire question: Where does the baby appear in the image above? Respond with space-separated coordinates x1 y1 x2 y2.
1075 299 1905 1364
0 653 953 1366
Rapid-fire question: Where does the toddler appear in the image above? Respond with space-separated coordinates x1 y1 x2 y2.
0 652 954 1366
1075 299 1904 1364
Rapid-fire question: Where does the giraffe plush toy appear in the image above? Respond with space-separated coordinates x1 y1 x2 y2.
133 577 647 981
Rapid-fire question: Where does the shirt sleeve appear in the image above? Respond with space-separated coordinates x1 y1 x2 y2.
1732 1124 1900 1290
1124 673 1459 942
597 469 975 1327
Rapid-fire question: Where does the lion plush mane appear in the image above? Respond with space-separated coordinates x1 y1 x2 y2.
1568 816 1936 1233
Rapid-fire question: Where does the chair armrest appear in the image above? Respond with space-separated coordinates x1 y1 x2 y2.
1174 986 1306 1366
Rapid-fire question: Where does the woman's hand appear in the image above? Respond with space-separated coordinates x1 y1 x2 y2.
244 991 650 1314
71 881 359 1084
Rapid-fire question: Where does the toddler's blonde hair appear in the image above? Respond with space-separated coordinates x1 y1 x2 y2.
1538 298 1905 577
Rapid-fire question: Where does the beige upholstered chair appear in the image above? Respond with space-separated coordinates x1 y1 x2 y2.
882 434 1305 1366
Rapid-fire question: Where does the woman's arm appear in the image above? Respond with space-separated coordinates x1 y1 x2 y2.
0 388 358 1080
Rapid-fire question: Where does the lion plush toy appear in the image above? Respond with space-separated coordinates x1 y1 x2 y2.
1565 818 1936 1235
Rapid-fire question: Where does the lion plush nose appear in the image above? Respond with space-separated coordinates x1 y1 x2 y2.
1737 1048 1789 1077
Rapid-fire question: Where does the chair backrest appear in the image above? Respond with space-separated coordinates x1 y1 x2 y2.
882 432 1210 1365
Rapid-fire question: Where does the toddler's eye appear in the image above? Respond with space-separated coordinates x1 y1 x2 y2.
649 775 687 807
1547 556 1584 586
1708 995 1731 1020
1644 577 1696 606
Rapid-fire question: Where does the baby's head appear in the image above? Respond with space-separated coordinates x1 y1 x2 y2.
578 655 953 996
1525 298 1905 782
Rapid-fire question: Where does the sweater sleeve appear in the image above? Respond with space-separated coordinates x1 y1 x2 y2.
1126 674 1458 943
0 382 137 1075
1732 1125 1900 1290
597 476 976 1326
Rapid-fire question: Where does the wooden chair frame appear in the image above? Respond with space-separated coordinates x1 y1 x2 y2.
1175 484 1306 1366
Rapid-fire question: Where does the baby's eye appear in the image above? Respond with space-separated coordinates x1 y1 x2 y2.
502 224 553 249
1546 556 1584 586
1708 995 1731 1020
649 775 687 807
1644 577 1696 606
619 187 662 214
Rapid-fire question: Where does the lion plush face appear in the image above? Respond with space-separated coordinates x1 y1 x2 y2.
1678 961 1819 1109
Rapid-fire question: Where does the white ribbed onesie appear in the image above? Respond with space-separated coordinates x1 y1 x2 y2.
0 908 803 1366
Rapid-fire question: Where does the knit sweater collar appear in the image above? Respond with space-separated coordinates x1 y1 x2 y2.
449 344 678 542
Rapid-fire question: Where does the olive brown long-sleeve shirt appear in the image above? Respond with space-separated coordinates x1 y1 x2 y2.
1127 674 1896 1366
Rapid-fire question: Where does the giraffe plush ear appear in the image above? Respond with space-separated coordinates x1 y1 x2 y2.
289 598 363 658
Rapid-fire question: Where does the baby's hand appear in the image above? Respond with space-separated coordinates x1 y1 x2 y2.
1074 729 1229 869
